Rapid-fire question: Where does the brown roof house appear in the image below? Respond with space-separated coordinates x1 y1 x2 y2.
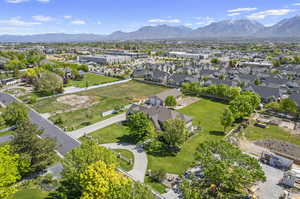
127 104 194 132
148 89 182 106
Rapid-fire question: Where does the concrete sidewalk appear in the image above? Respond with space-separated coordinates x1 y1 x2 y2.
69 113 126 139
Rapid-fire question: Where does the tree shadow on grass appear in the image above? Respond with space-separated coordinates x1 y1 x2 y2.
116 134 137 144
209 131 225 136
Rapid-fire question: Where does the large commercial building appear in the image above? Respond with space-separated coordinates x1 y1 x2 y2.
104 50 148 58
168 51 206 60
78 54 131 65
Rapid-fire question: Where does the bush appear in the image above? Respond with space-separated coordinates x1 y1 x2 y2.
150 169 166 183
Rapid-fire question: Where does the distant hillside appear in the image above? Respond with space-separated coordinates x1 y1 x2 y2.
1 15 300 42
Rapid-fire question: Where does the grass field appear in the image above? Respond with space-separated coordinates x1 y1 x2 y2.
65 73 119 88
244 124 300 146
33 81 167 114
85 123 131 144
31 81 167 130
10 189 47 199
147 99 228 174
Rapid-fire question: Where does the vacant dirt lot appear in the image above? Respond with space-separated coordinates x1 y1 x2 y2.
255 139 300 159
56 94 98 114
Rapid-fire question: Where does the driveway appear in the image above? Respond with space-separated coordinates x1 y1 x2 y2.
255 163 284 199
69 113 126 139
101 142 147 182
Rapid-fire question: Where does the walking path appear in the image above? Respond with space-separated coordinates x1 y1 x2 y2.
101 142 148 182
69 113 127 139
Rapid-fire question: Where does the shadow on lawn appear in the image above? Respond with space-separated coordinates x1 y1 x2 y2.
209 131 225 136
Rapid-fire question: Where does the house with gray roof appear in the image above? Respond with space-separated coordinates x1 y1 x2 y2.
245 85 283 103
148 89 182 106
127 104 193 131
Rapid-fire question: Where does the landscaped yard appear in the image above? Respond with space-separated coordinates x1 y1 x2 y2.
31 81 167 130
84 123 131 144
113 149 134 171
244 124 300 146
65 73 119 88
147 98 228 174
10 189 47 199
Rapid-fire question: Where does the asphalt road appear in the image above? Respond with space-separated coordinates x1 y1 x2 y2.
0 92 80 156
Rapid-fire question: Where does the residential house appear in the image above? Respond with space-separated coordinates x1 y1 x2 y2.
148 89 182 106
127 104 193 131
245 85 283 103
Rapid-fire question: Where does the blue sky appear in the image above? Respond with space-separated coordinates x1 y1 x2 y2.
0 0 300 35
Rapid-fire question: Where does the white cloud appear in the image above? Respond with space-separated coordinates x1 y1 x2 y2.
0 17 41 26
148 18 181 23
32 15 53 22
184 23 193 27
97 21 102 25
293 3 300 6
247 9 294 20
228 13 240 17
228 8 257 13
64 16 72 19
36 0 50 2
6 0 50 3
195 16 215 26
6 0 28 3
71 20 86 25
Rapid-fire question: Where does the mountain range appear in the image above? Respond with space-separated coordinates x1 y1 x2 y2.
1 15 300 42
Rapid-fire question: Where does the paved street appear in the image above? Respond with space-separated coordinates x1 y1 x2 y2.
101 142 148 182
69 113 126 139
0 92 80 156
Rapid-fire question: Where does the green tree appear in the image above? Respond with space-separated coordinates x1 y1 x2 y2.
280 98 298 115
2 102 28 126
229 91 260 120
162 117 188 151
164 96 177 107
127 112 155 141
53 139 118 199
181 140 266 199
79 161 154 199
34 71 64 95
0 145 21 199
211 58 220 65
11 121 56 176
220 109 235 133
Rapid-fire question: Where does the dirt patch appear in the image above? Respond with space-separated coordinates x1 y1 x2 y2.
255 139 300 160
55 94 98 114
239 138 268 156
57 95 91 106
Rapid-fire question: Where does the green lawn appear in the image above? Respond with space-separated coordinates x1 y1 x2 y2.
85 123 131 144
113 149 134 171
32 81 167 130
147 99 228 174
10 189 47 199
244 124 300 146
65 73 119 88
32 81 167 114
145 177 167 194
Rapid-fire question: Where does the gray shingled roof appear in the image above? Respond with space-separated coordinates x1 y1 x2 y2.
129 104 192 130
